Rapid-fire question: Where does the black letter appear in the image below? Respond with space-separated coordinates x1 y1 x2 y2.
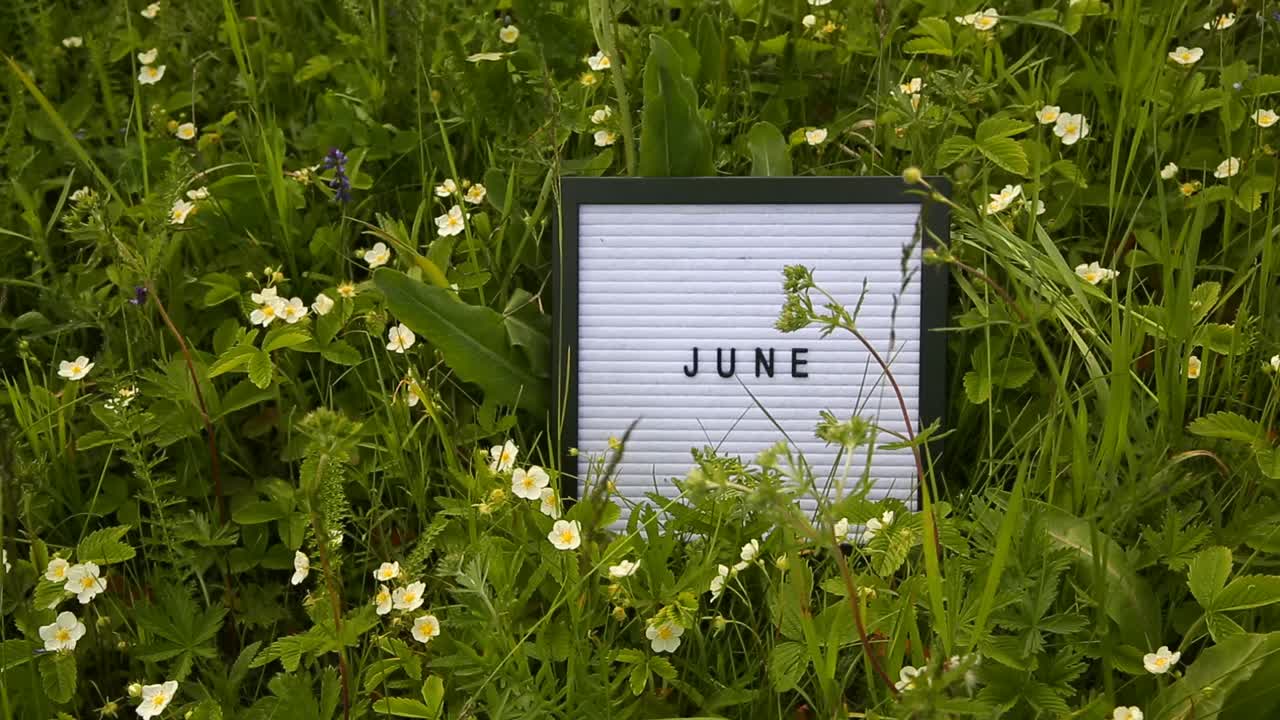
716 348 737 378
791 348 809 378
754 347 774 378
683 347 699 377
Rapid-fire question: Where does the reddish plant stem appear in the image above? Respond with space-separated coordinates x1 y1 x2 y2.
832 544 898 696
146 284 227 525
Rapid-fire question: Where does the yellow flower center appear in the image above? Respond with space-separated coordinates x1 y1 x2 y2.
152 695 167 707
1155 657 1167 668
81 576 96 589
560 530 575 544
54 568 65 579
56 629 71 643
71 364 83 374
657 626 672 640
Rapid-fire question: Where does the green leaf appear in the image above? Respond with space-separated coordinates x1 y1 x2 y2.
247 350 273 389
1205 612 1246 642
936 136 975 168
977 137 1029 175
638 35 714 176
1150 632 1280 720
375 269 548 411
0 639 38 671
420 675 444 718
263 326 311 352
629 663 649 696
77 525 135 565
1188 412 1262 445
1255 447 1280 480
320 340 362 366
976 117 1034 142
40 652 76 704
201 273 241 307
216 380 273 419
767 641 808 691
1042 509 1161 649
372 698 439 718
1217 575 1280 612
232 501 287 525
903 17 952 56
208 343 259 377
1187 546 1232 609
746 121 792 176
649 656 678 680
963 371 991 404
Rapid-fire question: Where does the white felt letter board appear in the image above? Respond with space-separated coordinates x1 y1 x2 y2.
554 177 947 519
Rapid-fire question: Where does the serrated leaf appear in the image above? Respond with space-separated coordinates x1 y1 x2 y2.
1206 612 1246 642
1187 546 1232 609
375 269 548 411
1255 447 1280 480
629 663 648 696
993 357 1035 389
976 117 1034 142
208 343 259 377
977 137 1029 175
321 340 362 366
420 675 444 717
77 525 135 565
247 350 273 389
1217 575 1280 611
1189 282 1221 321
373 698 439 718
1150 631 1280 719
1188 412 1262 445
40 652 76 703
746 121 792 176
201 273 241 307
263 326 311 352
963 371 991 404
1 639 38 671
936 136 975 168
649 656 678 680
903 17 952 56
767 641 808 691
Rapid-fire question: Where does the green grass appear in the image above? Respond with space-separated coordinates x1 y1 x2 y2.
1 1 1280 719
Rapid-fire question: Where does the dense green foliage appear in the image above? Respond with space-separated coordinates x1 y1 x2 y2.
2 1 1280 719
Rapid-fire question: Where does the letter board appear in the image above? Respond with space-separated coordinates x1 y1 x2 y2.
554 177 948 520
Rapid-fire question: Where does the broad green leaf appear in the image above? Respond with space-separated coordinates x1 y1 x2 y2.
201 273 241 307
0 639 37 671
639 35 714 176
263 326 311 352
1150 632 1280 720
903 17 952 56
502 289 551 378
963 371 991 404
1189 281 1221 321
1205 612 1245 642
373 698 439 718
77 525 135 565
629 663 648 696
1187 546 1231 609
977 137 1029 175
746 121 792 177
420 675 444 717
216 380 273 419
41 652 76 703
767 641 808 691
247 350 273 389
1188 412 1262 445
1216 575 1280 612
375 269 548 411
232 501 287 525
936 136 975 168
976 117 1034 142
209 343 259 377
1042 510 1161 649
321 341 362 366
1255 447 1280 480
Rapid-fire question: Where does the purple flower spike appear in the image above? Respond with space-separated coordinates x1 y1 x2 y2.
130 285 148 305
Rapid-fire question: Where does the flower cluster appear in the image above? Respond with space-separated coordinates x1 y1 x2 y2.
322 148 352 203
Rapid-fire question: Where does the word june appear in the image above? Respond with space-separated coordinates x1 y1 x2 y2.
682 347 809 379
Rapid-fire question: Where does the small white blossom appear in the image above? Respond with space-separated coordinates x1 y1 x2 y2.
489 440 518 472
899 77 924 95
985 184 1023 215
1143 645 1180 674
1186 356 1202 380
138 65 165 85
412 614 441 643
1075 261 1117 285
1214 157 1241 178
864 510 895 542
709 564 731 600
1113 707 1144 720
808 0 832 4
1253 109 1279 128
1270 355 1280 373
337 282 357 299
137 681 178 719
186 186 210 200
58 355 95 381
1036 105 1061 124
393 581 426 612
801 14 817 28
1160 162 1178 180
39 612 86 652
138 48 158 65
279 297 307 324
895 665 924 691
512 465 551 500
140 2 161 20
62 37 83 48
608 559 641 578
970 9 999 31
175 122 196 140
740 539 760 563
499 25 520 44
1203 13 1235 31
71 186 94 203
290 551 309 585
646 621 684 653
1168 46 1203 65
593 129 618 147
435 205 467 237
1053 112 1090 145
65 562 107 604
464 183 487 205
311 293 334 316
591 106 613 125
386 323 416 353
46 557 71 583
833 518 851 542
466 52 507 63
373 562 400 582
586 51 611 71
169 198 195 224
434 178 457 197
364 241 392 268
805 127 828 145
374 584 393 615
250 288 285 327
539 487 561 518
548 520 582 551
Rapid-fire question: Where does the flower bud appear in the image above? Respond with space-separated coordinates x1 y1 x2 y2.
902 166 923 185
127 683 143 698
